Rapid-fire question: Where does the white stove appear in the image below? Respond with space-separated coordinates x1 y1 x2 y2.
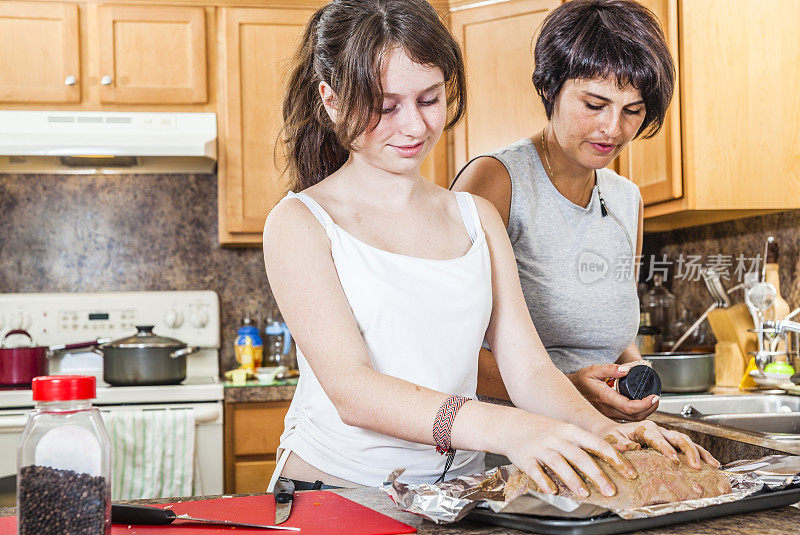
0 291 224 498
0 375 222 408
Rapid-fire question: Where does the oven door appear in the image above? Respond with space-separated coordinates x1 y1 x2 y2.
97 401 224 498
0 410 28 506
0 401 223 505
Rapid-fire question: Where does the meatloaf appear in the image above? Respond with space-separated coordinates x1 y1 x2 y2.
504 449 732 510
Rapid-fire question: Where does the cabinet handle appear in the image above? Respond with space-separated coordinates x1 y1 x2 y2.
100 75 113 86
64 75 77 86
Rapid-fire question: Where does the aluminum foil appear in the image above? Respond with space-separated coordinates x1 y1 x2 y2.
382 454 800 524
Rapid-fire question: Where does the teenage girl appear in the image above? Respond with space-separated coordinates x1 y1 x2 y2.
264 0 716 494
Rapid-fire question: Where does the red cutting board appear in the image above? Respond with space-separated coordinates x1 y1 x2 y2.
0 491 417 535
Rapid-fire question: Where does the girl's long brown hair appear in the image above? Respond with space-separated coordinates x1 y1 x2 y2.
281 0 466 191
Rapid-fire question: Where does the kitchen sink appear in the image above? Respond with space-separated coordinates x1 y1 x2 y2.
701 414 800 438
658 394 800 415
657 394 800 441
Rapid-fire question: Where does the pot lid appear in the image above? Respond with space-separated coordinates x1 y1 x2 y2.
104 325 185 349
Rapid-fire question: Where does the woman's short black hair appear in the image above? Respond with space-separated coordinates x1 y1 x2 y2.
532 0 675 139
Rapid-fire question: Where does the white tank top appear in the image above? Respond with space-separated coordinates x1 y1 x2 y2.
267 190 491 488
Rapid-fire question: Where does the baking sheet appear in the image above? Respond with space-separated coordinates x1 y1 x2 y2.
464 486 800 535
384 454 800 525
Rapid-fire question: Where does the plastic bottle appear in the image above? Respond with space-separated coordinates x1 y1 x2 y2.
763 237 791 322
264 305 293 368
17 375 111 535
235 316 263 373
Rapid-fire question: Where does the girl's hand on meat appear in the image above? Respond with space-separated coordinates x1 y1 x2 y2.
504 416 638 498
598 420 720 469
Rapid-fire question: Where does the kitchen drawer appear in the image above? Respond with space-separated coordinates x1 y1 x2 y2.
234 460 275 494
233 401 289 455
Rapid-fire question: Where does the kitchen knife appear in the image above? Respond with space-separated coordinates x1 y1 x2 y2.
112 503 300 531
273 477 296 525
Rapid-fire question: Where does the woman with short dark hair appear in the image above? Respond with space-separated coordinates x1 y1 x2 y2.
452 0 674 421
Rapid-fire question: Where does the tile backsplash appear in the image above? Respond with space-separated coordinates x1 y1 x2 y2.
643 210 800 327
3 172 798 367
0 173 270 373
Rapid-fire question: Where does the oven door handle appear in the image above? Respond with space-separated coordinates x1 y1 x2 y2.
193 405 221 424
0 415 29 432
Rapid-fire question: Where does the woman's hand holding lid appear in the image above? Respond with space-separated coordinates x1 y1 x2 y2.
568 363 659 421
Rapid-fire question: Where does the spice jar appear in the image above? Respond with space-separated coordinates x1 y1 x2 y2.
17 375 111 534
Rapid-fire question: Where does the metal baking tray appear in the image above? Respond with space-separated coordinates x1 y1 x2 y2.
465 486 800 534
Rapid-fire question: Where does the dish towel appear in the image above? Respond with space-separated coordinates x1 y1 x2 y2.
104 408 196 500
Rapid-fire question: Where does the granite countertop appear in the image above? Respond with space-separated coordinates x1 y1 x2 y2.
2 487 798 534
223 380 296 403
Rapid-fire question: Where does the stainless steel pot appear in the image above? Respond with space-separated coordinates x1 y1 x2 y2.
98 325 199 386
642 352 715 393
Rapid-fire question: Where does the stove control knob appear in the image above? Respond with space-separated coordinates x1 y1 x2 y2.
164 308 184 329
0 314 5 330
190 309 209 329
11 312 29 331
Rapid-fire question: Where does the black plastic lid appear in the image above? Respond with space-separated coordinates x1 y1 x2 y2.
618 365 662 400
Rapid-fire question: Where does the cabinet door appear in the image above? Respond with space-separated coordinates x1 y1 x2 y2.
219 8 314 240
680 0 800 210
234 460 276 493
449 0 560 172
97 5 207 104
617 0 683 205
0 2 80 103
232 402 289 456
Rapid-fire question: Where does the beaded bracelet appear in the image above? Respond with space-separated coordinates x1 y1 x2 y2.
433 395 470 483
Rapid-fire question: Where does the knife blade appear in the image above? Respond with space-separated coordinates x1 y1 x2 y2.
111 503 300 531
273 477 296 525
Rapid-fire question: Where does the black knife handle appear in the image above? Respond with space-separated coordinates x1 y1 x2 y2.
112 504 178 525
274 476 295 504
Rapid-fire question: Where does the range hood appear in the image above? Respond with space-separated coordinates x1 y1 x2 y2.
0 111 217 174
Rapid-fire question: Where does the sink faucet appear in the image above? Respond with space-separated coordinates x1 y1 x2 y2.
764 319 800 335
758 320 800 374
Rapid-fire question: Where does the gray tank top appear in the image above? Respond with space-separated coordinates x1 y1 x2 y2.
459 138 641 373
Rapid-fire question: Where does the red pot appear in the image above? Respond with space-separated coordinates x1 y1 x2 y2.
0 330 100 386
0 330 47 385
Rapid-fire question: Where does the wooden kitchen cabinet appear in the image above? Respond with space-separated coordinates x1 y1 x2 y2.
624 0 800 231
224 401 290 494
617 0 683 207
97 5 207 104
217 2 453 245
0 2 81 103
217 7 314 244
449 0 560 174
450 0 800 232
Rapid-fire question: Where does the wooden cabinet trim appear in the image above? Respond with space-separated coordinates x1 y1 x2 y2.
25 1 447 10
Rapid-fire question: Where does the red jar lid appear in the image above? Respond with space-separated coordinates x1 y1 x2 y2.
32 375 96 401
